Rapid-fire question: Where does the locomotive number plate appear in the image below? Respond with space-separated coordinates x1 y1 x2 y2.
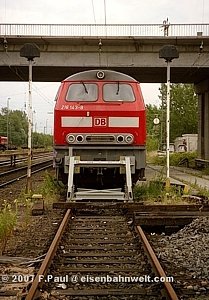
61 104 84 110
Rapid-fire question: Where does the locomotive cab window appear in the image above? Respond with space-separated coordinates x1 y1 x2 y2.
66 83 98 102
103 83 135 102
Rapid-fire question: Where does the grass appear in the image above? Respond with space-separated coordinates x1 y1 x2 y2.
202 167 209 176
189 182 209 200
36 171 65 207
133 180 188 204
14 192 33 229
0 201 17 255
0 171 60 254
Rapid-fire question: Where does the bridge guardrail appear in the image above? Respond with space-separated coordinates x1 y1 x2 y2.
0 23 208 37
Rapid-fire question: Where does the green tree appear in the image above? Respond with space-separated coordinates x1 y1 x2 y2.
33 132 52 148
146 104 161 151
0 108 28 146
10 110 28 146
170 84 198 140
158 83 198 142
0 107 52 148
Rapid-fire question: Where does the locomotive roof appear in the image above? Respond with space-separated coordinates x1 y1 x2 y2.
64 70 137 82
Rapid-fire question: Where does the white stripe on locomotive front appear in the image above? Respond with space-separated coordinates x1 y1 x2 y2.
61 117 92 127
108 117 139 127
61 116 139 127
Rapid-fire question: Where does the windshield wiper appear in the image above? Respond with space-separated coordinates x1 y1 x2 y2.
81 81 88 94
116 81 120 95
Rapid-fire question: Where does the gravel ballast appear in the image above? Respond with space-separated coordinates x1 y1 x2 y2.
152 217 209 299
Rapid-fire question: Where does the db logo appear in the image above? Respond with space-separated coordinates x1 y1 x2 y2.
93 117 107 127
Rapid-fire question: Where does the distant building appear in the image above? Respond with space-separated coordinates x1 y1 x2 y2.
174 134 198 152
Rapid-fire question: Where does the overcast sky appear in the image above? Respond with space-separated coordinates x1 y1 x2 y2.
0 0 208 133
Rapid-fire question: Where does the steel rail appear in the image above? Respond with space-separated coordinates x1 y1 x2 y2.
0 162 53 188
136 225 179 300
25 209 178 299
26 209 72 300
0 158 52 178
0 154 53 168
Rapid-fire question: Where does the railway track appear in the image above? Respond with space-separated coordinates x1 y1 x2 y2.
0 151 53 169
0 159 53 188
25 206 179 300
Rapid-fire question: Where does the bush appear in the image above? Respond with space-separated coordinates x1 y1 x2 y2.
40 172 64 196
146 136 159 152
134 180 164 199
36 172 65 206
134 180 184 203
170 152 197 167
150 152 197 167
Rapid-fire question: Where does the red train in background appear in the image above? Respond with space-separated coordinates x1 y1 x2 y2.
53 69 146 191
0 136 8 151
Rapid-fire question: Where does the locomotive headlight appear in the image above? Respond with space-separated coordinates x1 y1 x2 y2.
76 135 84 143
96 71 105 80
117 135 124 143
125 134 134 144
66 134 75 143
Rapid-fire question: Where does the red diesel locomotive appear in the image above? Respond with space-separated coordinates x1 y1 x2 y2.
54 69 146 188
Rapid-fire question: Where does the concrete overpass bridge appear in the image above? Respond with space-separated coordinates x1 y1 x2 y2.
0 23 209 160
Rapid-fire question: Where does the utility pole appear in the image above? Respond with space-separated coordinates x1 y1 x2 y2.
159 45 179 188
20 43 40 193
6 97 10 150
33 110 36 133
45 119 48 135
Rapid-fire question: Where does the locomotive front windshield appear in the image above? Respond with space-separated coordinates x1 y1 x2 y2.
65 82 135 102
66 83 98 101
103 83 135 102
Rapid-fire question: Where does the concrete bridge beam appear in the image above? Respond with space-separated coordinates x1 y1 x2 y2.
0 36 209 83
195 79 209 160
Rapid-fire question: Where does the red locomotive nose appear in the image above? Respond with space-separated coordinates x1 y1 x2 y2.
54 69 146 186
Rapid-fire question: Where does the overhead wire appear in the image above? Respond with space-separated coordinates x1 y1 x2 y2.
90 0 102 67
202 0 205 23
32 85 54 106
103 0 109 68
180 46 209 82
103 0 107 25
175 0 207 82
4 0 7 22
198 55 209 67
91 0 96 24
1 50 54 107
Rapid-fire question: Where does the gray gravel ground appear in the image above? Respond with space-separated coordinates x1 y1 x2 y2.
152 217 209 299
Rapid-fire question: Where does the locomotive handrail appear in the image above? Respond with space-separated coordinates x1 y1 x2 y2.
0 23 208 37
66 156 134 202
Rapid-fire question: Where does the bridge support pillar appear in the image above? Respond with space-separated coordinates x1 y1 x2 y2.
195 79 209 160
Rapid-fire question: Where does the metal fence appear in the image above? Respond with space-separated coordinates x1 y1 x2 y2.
0 23 208 37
